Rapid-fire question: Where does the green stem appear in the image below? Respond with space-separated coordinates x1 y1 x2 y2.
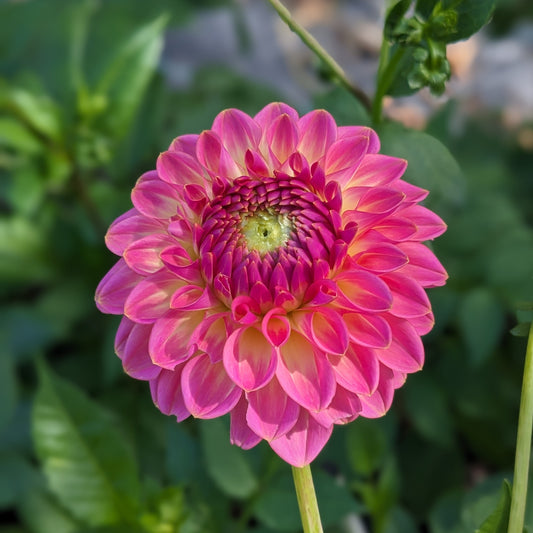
509 321 533 533
371 45 406 125
292 465 323 533
265 0 372 111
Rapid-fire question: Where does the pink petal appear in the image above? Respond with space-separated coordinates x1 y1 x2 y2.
310 386 362 426
337 126 380 153
105 209 167 256
297 110 337 164
382 273 431 318
124 234 175 275
124 271 183 324
397 242 448 287
409 311 435 336
373 217 417 242
156 151 207 189
375 316 424 373
131 171 180 219
328 344 379 395
262 309 291 347
402 205 447 240
230 397 262 450
149 309 204 369
267 113 299 165
269 410 333 467
355 243 408 273
348 154 407 188
150 367 190 421
115 317 160 380
170 285 217 311
168 134 199 156
246 377 300 441
343 312 392 348
293 308 349 356
160 245 202 284
223 326 277 391
345 186 406 215
196 130 242 179
277 332 336 411
95 258 143 315
254 102 299 130
191 313 228 363
212 108 262 168
335 270 392 312
358 364 395 418
181 354 242 419
324 136 369 187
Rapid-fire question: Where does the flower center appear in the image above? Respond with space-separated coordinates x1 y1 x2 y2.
240 210 292 254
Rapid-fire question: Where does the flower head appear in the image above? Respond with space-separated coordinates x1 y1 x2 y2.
95 103 447 467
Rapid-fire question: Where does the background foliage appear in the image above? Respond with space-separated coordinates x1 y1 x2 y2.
1 0 533 532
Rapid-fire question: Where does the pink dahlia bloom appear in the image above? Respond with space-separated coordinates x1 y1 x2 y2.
95 103 447 467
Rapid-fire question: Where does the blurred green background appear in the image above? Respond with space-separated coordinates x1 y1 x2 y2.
1 0 533 532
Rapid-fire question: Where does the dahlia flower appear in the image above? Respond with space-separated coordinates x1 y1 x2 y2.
95 103 447 467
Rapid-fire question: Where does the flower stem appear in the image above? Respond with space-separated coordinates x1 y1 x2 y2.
508 321 533 533
265 0 372 111
292 465 323 533
371 44 406 125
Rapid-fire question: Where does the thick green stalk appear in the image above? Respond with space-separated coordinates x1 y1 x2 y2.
508 321 533 533
371 44 406 125
292 465 323 533
265 0 371 111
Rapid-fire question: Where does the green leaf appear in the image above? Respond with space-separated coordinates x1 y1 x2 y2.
0 81 62 143
253 473 299 532
385 0 414 40
377 123 465 207
443 0 497 42
476 480 512 533
346 418 389 476
17 485 79 533
96 14 168 138
0 216 54 283
402 374 455 448
0 452 36 509
511 323 532 337
32 360 140 527
457 288 506 366
0 353 17 431
200 418 258 499
461 475 508 532
0 117 43 154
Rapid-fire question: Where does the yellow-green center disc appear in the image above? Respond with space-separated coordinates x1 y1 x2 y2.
241 210 292 254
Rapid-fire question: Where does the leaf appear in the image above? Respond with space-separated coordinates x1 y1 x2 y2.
0 353 17 431
385 0 413 40
0 117 43 154
475 480 512 533
96 14 168 138
402 374 455 448
0 452 36 509
200 418 258 499
254 469 363 531
346 418 389 476
32 360 141 527
457 288 506 366
17 485 79 533
0 216 55 283
377 123 465 207
0 81 62 143
253 473 299 532
461 475 508 532
511 323 532 338
313 86 371 126
443 0 497 42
